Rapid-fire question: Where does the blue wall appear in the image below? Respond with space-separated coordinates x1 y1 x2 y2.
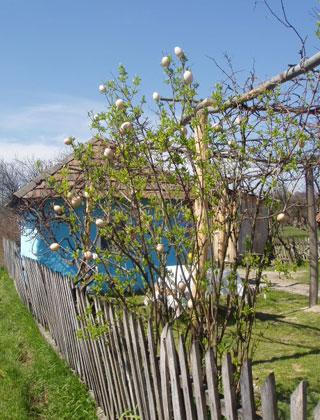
20 199 180 289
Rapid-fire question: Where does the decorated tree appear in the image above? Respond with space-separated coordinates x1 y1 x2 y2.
18 45 320 373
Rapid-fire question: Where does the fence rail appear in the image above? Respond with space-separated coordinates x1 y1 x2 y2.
3 238 320 419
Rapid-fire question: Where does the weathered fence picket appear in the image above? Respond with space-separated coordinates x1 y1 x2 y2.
2 238 320 420
261 372 278 420
240 360 255 420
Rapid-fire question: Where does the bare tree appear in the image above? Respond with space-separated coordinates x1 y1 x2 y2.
0 157 59 205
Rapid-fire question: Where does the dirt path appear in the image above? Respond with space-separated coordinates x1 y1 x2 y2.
263 270 320 297
238 267 319 297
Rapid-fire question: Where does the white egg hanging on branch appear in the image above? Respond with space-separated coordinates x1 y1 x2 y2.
161 56 171 68
178 281 186 292
99 84 107 93
50 243 60 252
95 218 107 228
156 243 165 253
152 92 160 102
120 121 133 134
183 70 193 84
174 46 184 59
104 147 114 161
277 212 288 223
187 299 193 309
64 136 74 146
71 196 82 209
53 204 63 215
115 98 125 110
83 251 93 260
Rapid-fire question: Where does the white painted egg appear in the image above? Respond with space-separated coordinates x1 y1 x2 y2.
152 92 160 102
161 56 170 67
99 84 107 93
174 46 184 58
84 251 93 260
71 196 82 208
95 218 106 228
183 70 193 84
53 205 63 214
115 98 125 109
156 243 165 253
178 282 186 292
120 121 133 134
50 243 60 252
104 147 114 160
64 136 74 145
187 299 193 309
276 213 288 223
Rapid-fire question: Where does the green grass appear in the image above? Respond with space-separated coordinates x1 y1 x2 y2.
276 262 320 284
280 225 309 238
280 225 320 239
0 268 98 420
253 290 320 417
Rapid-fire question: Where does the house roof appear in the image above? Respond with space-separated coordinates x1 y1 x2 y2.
9 136 271 208
9 137 184 206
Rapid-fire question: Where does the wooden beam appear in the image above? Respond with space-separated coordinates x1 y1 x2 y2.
192 111 209 297
182 51 320 124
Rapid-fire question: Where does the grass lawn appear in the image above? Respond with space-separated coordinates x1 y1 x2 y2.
0 268 98 420
280 225 310 238
282 262 320 284
253 290 320 417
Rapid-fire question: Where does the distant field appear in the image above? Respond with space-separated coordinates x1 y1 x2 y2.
0 268 97 420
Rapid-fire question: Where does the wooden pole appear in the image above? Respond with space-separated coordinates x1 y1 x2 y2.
192 111 209 297
305 165 319 307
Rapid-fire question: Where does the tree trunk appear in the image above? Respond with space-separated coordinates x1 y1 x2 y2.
305 165 319 307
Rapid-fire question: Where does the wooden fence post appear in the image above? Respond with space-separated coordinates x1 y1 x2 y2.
190 341 208 420
166 327 186 420
290 380 307 420
222 354 237 420
205 347 221 419
240 360 255 420
261 372 278 420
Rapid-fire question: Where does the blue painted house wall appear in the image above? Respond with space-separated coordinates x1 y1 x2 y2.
21 199 179 288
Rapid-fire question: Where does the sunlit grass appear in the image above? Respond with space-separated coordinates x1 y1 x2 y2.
253 290 320 418
0 268 98 420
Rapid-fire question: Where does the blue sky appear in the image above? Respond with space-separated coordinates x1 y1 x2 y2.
0 0 318 160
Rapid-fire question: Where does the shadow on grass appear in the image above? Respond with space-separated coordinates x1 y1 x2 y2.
255 310 320 334
253 347 320 365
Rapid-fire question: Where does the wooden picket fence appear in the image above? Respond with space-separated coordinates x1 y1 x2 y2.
3 238 320 419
